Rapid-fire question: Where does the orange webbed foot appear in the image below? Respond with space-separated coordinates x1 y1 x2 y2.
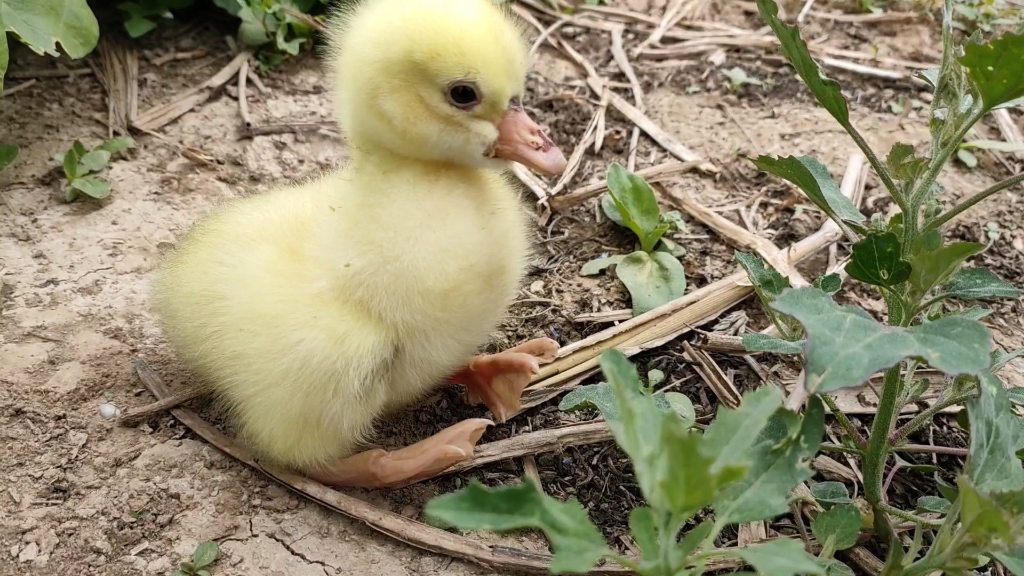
306 418 493 488
449 337 559 423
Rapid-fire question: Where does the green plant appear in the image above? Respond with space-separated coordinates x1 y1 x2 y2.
0 0 100 95
426 350 831 576
581 163 688 316
950 0 1022 33
0 144 18 174
217 0 328 68
54 137 135 202
118 0 198 38
734 0 1024 572
172 540 220 576
721 67 763 91
956 138 1024 168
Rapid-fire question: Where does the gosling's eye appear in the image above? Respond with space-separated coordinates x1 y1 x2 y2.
447 82 481 110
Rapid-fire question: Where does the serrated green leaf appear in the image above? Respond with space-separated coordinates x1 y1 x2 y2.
811 481 853 507
751 155 865 226
742 333 805 355
754 0 849 127
909 241 986 298
736 251 791 301
606 163 667 252
812 273 842 294
916 495 952 514
1 0 99 61
845 232 912 288
0 143 18 172
886 143 928 192
713 397 825 524
771 287 992 393
559 382 619 419
958 30 1024 110
733 538 826 575
628 507 659 560
811 505 861 552
580 254 624 276
62 146 79 181
96 136 135 155
192 540 219 568
423 480 610 574
616 250 686 316
78 150 111 174
942 267 1020 301
967 374 1024 492
70 176 111 199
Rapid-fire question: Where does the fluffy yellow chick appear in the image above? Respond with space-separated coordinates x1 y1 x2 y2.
150 0 566 488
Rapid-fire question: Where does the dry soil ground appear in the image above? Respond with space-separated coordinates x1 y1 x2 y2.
2 1 1023 574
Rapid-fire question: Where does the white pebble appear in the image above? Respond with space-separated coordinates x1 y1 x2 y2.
98 403 120 420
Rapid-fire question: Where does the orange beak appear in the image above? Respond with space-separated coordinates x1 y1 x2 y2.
490 106 567 176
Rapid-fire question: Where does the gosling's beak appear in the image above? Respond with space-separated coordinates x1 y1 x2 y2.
490 106 567 176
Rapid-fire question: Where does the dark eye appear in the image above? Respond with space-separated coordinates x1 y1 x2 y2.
447 83 480 109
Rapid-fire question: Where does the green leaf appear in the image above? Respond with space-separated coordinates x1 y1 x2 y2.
1008 387 1024 406
958 148 979 168
123 15 157 37
733 538 826 576
192 541 219 568
62 147 79 181
616 250 686 316
70 176 111 199
0 143 18 172
961 139 1024 153
909 241 986 298
956 476 1017 544
600 193 627 228
72 140 87 158
606 163 666 252
958 30 1024 111
96 136 136 155
994 549 1024 576
993 349 1024 372
811 505 861 552
812 273 842 294
703 385 785 475
0 0 99 60
559 382 619 419
754 0 849 128
676 519 713 560
942 267 1020 301
0 12 8 94
736 251 791 302
751 155 865 226
819 558 856 576
886 142 928 192
967 374 1024 492
78 150 111 174
423 480 610 574
713 397 825 524
196 570 211 576
580 254 624 276
661 392 696 427
845 232 912 288
742 333 805 355
916 495 951 514
628 507 659 560
811 481 853 508
771 287 992 393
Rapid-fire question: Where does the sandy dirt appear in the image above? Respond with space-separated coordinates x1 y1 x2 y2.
2 2 1023 574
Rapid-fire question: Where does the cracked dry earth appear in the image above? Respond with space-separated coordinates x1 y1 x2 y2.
3 2 1024 575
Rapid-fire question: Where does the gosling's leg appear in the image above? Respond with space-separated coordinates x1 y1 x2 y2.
305 418 492 488
449 337 559 423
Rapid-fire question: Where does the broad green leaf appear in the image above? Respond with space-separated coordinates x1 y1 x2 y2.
628 507 659 560
948 306 992 321
956 476 1015 544
192 541 219 568
754 0 849 127
812 273 842 295
958 30 1024 110
942 267 1020 301
78 150 111 174
62 147 79 181
742 333 805 355
958 148 979 168
677 519 714 560
72 140 87 158
559 382 619 419
751 155 865 226
771 288 992 393
580 254 624 276
967 374 1024 492
600 193 627 228
810 481 853 508
96 136 135 155
606 163 666 252
423 480 610 574
662 392 696 427
916 495 951 514
0 0 99 60
123 16 156 38
811 505 861 552
733 538 826 576
70 176 111 199
703 385 785 474
994 549 1024 575
886 142 928 192
713 397 825 524
736 251 791 301
616 250 686 316
845 232 912 288
0 143 17 172
819 558 856 576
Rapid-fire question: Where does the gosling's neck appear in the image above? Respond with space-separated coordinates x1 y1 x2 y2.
345 139 499 183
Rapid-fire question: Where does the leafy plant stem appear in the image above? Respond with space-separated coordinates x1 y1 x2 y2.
922 172 1024 234
821 394 867 449
845 127 902 217
863 365 904 564
913 294 949 316
889 388 979 445
878 503 945 529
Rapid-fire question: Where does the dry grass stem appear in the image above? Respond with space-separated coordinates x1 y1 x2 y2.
134 50 250 132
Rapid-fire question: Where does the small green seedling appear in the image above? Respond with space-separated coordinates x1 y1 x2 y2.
581 163 687 316
218 0 328 68
957 138 1024 168
54 137 135 202
172 540 220 576
0 144 19 174
721 67 763 91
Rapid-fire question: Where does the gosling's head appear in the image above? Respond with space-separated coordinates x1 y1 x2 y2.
325 0 567 176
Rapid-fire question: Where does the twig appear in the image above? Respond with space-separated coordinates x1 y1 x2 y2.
796 0 817 22
550 161 700 210
635 0 686 55
242 122 341 139
522 455 543 491
134 50 250 132
8 67 92 79
609 26 645 171
1 79 36 97
442 421 612 476
119 387 207 425
682 341 742 407
153 48 209 66
550 101 602 195
993 109 1024 161
513 164 552 200
238 57 253 128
